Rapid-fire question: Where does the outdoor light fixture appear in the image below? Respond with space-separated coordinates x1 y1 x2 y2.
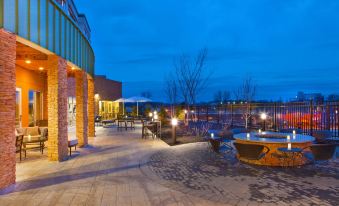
258 129 262 133
293 130 296 136
94 94 99 100
25 59 31 64
71 67 75 70
287 135 291 141
171 118 178 144
38 67 44 71
261 113 267 131
184 110 187 114
171 118 178 126
191 110 194 113
154 114 158 120
149 112 153 117
211 133 214 138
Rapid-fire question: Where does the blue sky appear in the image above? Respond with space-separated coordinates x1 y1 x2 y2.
75 0 339 102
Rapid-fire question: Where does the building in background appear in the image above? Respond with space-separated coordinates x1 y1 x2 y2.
94 75 122 120
0 0 95 190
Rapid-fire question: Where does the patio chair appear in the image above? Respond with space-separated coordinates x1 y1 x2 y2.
208 138 230 154
301 144 336 164
16 135 24 161
312 130 332 144
234 142 270 164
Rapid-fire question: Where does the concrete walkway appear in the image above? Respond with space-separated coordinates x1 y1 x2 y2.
0 125 224 206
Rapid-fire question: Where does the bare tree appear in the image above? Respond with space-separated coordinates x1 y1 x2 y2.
214 90 230 103
234 76 257 129
164 73 178 117
174 48 211 123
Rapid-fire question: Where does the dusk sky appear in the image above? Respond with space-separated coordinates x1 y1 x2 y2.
75 0 339 102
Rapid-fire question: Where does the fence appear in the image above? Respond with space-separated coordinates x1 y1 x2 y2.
190 101 339 137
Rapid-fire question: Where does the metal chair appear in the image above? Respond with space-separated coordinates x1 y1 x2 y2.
233 142 270 163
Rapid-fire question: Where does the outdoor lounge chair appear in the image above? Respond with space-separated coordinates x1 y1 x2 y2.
234 142 270 163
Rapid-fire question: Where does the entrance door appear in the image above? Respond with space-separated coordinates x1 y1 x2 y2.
16 88 22 127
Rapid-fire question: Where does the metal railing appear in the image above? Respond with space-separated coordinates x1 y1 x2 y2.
190 101 339 137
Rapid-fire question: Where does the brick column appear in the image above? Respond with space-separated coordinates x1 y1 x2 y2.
47 55 68 161
88 77 95 137
75 70 88 147
0 29 16 190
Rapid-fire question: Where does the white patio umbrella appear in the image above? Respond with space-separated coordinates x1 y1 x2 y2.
126 96 152 116
114 98 134 115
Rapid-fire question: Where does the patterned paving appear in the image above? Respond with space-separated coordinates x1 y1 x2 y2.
142 142 339 206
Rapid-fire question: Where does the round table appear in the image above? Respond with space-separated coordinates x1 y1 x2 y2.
234 132 315 166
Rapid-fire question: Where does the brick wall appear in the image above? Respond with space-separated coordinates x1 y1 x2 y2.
75 70 88 146
94 75 122 101
0 29 16 190
88 77 95 137
47 55 68 161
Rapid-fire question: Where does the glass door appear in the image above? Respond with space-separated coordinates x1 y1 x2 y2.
16 88 22 127
28 90 43 126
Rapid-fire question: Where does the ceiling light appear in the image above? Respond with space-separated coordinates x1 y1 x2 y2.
71 67 75 70
39 67 44 71
25 60 31 64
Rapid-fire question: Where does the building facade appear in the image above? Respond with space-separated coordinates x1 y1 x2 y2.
94 75 122 120
0 0 95 190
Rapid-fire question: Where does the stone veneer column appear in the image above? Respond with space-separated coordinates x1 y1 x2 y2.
47 55 68 161
88 77 95 137
0 29 16 190
75 70 88 146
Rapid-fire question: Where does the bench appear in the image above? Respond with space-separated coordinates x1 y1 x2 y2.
68 139 78 156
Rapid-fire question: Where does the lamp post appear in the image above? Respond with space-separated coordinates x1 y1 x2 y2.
171 118 178 145
261 113 267 131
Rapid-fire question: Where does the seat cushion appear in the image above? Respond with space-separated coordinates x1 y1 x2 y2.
24 135 42 142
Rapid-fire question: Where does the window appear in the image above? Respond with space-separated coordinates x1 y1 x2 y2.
28 90 43 127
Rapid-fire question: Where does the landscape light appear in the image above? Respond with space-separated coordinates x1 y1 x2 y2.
184 110 187 114
171 118 178 126
149 112 153 117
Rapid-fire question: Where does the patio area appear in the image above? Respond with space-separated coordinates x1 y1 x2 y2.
0 125 338 206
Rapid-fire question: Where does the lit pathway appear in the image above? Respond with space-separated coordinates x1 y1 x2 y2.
0 125 225 206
